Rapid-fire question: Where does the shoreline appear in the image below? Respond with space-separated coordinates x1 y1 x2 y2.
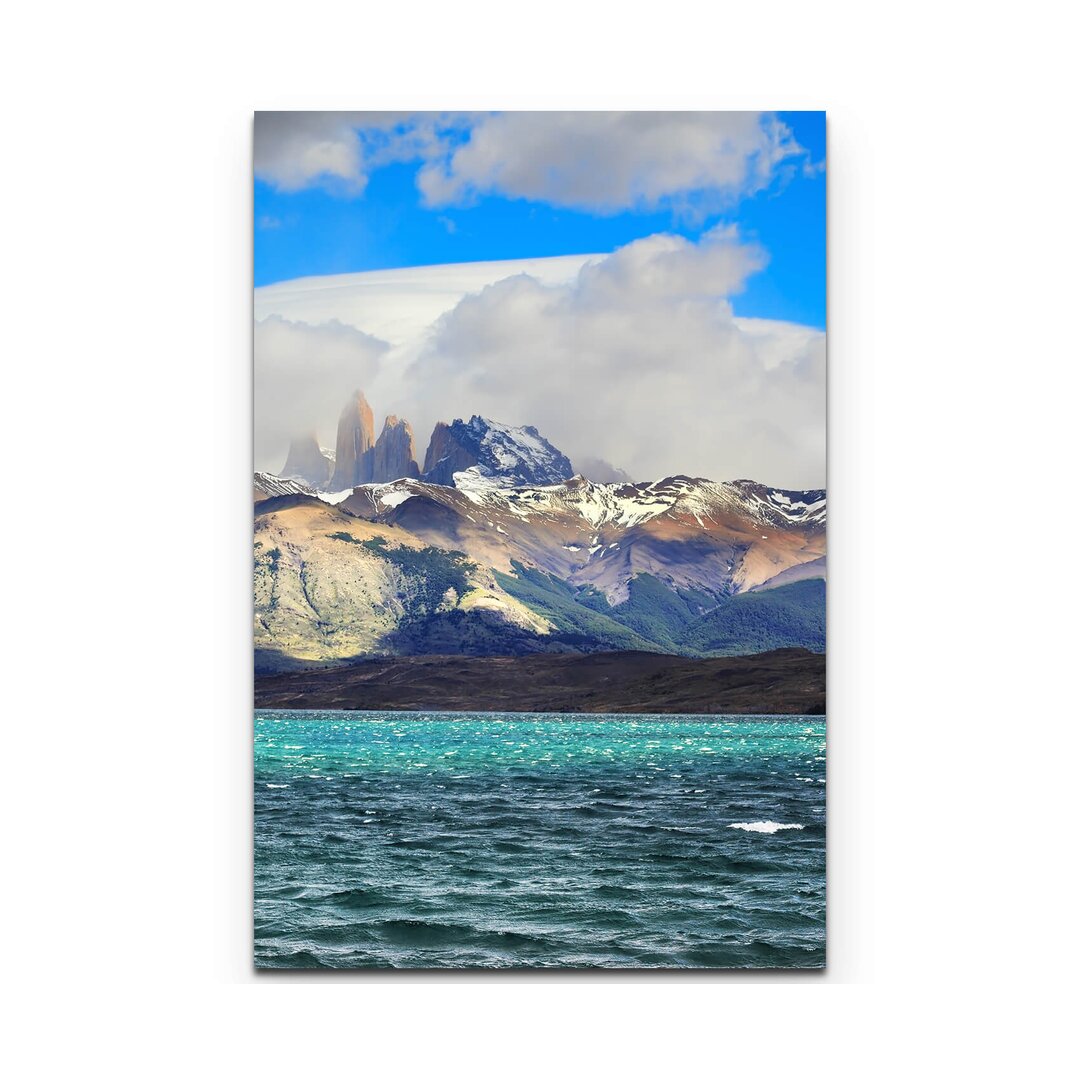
254 648 825 715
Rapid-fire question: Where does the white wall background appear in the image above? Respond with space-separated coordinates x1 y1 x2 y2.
2 1 1075 1075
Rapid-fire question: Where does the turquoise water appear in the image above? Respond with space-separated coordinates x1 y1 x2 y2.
255 712 826 969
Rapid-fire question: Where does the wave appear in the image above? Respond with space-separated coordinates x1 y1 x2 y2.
255 714 825 968
370 918 556 952
727 821 805 834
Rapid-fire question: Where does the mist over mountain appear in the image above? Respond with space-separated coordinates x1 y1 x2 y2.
287 388 578 492
574 457 634 484
281 434 332 488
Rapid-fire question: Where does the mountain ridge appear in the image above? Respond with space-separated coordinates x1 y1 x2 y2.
254 471 825 671
337 470 825 600
256 393 825 673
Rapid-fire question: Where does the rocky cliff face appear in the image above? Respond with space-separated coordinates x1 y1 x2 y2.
422 416 575 488
422 421 478 485
372 415 420 483
281 434 331 488
330 390 376 489
253 499 553 671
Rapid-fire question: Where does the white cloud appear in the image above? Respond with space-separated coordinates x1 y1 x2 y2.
418 112 805 212
403 226 824 488
253 111 469 195
254 254 597 348
254 316 390 471
254 113 371 194
254 235 825 489
254 112 806 211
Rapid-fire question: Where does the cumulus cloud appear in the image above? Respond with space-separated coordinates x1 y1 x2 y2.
254 316 390 472
254 112 371 194
402 226 825 488
254 111 469 195
254 112 806 211
418 112 805 212
253 234 826 489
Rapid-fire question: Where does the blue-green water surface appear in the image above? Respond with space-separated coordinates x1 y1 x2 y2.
255 712 825 969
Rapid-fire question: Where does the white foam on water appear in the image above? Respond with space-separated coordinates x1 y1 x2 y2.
728 821 805 834
266 783 289 789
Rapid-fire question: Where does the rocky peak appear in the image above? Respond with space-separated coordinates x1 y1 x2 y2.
421 415 575 488
330 390 376 489
422 420 478 486
372 415 420 483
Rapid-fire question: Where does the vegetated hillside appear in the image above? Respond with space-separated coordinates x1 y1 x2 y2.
490 563 657 652
494 563 824 658
684 578 826 655
578 573 719 652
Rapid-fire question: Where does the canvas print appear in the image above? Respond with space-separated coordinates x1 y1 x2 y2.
253 111 826 968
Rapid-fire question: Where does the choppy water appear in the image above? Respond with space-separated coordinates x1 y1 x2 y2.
255 712 825 969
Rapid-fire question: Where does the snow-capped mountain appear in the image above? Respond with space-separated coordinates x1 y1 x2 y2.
254 467 827 668
357 471 825 533
422 415 575 488
254 471 316 500
722 479 826 529
254 471 356 506
337 471 825 600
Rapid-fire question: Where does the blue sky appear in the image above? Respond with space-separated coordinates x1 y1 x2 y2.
254 112 825 329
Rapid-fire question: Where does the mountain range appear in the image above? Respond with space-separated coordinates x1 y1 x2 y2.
279 395 577 491
255 390 825 674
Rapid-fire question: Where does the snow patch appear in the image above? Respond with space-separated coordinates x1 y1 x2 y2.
316 489 354 506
